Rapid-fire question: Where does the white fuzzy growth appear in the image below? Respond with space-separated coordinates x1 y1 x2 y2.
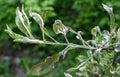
16 7 25 27
14 37 44 44
64 72 72 77
29 10 44 27
102 4 113 14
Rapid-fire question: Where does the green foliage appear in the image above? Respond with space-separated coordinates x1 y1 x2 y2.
0 0 56 42
5 3 120 77
2 0 120 77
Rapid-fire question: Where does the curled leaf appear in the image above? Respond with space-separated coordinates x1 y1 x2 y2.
29 9 44 28
102 4 113 14
64 72 72 77
16 7 32 38
21 5 31 31
91 26 101 37
102 4 116 33
53 20 70 35
53 22 61 34
5 25 24 39
29 53 60 76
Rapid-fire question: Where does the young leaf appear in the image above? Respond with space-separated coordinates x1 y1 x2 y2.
114 44 120 52
101 31 110 45
41 11 48 22
102 4 116 33
29 9 44 28
29 53 60 76
5 25 24 39
53 20 70 35
29 9 45 40
53 22 61 34
64 72 72 77
22 5 31 32
16 7 33 38
91 26 101 37
16 7 27 34
102 4 113 14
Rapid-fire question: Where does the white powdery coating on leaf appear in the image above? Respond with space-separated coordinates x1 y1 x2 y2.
29 10 44 27
16 7 25 26
102 4 113 13
14 37 44 44
64 72 72 77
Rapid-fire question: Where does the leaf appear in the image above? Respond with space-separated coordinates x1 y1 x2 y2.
16 7 31 36
64 72 72 77
53 23 61 34
5 25 24 39
102 4 113 14
41 11 48 22
91 28 96 36
53 20 70 35
21 5 31 32
29 9 44 28
91 26 101 37
102 4 116 32
14 37 44 44
29 53 60 76
114 44 120 52
100 30 110 46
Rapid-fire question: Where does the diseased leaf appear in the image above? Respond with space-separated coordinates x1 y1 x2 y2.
64 72 72 77
53 20 70 35
114 44 120 52
91 26 101 37
53 23 61 34
29 53 60 76
96 30 111 47
16 7 33 38
41 11 48 22
5 25 24 39
14 37 44 44
22 5 31 32
29 9 44 28
102 4 116 33
16 7 27 34
102 4 113 14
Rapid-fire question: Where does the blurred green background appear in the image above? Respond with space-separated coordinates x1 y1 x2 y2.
0 0 120 77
